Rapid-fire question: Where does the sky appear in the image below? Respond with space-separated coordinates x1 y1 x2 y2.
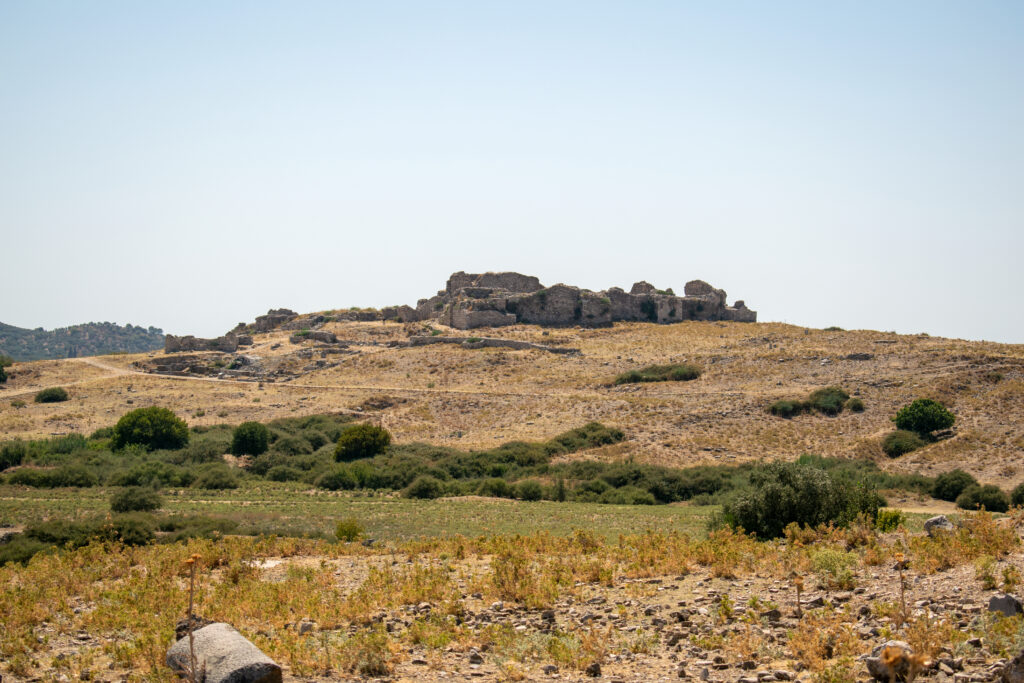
1 1 1022 342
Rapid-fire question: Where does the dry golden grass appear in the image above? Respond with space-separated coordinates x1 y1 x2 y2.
3 320 1024 485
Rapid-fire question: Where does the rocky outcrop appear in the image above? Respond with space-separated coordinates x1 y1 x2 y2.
408 272 756 330
164 334 239 353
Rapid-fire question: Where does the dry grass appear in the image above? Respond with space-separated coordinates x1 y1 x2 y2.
2 321 1024 486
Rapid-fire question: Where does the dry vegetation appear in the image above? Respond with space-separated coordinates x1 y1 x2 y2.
2 320 1023 485
3 513 1024 682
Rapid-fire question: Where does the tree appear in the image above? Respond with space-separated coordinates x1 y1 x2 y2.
112 407 189 451
0 365 6 384
893 399 955 437
231 421 269 456
334 424 391 462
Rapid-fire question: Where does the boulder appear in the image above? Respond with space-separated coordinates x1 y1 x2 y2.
864 640 916 682
989 593 1023 617
1003 647 1024 682
924 515 955 537
166 622 281 683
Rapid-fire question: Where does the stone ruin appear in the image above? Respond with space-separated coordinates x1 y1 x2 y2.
412 271 756 330
162 274 755 354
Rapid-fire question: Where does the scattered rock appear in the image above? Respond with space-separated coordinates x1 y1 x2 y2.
989 593 1023 617
585 661 602 677
925 515 955 537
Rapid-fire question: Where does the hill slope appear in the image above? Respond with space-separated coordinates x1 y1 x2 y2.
0 321 164 361
1 318 1023 485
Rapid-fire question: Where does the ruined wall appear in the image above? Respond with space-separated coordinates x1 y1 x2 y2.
431 272 756 329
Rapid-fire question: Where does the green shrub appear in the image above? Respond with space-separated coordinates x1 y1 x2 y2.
478 478 515 498
724 462 882 539
932 469 978 502
231 421 269 456
894 399 955 436
301 429 329 450
271 434 313 456
0 365 6 384
846 397 865 413
34 387 69 403
0 440 27 470
882 430 926 457
956 484 1010 513
192 466 239 490
1012 483 1024 508
112 407 189 451
613 363 701 385
0 354 12 368
49 433 88 454
335 518 364 542
404 475 444 499
875 509 905 532
89 426 115 440
769 400 807 418
0 536 51 565
335 424 391 462
316 467 357 490
515 479 544 501
807 386 850 416
110 487 163 513
179 440 226 464
266 465 303 482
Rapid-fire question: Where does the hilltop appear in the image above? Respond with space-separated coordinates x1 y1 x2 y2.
0 320 164 361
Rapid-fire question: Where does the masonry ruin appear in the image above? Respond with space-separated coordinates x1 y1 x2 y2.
412 272 756 330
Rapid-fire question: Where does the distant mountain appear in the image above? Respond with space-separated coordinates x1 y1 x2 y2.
0 321 165 361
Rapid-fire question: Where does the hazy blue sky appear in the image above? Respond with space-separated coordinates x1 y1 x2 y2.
2 2 1022 342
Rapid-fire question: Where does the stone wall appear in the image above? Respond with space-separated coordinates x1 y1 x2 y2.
419 272 756 330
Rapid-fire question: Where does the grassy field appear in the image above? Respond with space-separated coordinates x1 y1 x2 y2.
0 483 936 541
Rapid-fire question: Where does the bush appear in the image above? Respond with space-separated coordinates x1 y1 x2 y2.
846 397 865 413
335 424 391 462
0 536 51 566
1012 483 1024 508
933 469 978 502
272 434 313 456
335 518 363 542
769 400 807 418
807 386 850 416
956 484 1010 513
112 407 189 451
0 365 6 384
231 422 269 456
614 363 701 385
515 479 544 501
478 478 515 498
34 387 69 403
894 399 955 436
192 466 239 490
875 509 905 532
316 467 357 491
404 475 444 499
266 465 303 482
0 440 27 470
724 462 881 539
110 487 163 513
882 430 926 457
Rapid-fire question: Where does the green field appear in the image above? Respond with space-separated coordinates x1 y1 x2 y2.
0 483 934 542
